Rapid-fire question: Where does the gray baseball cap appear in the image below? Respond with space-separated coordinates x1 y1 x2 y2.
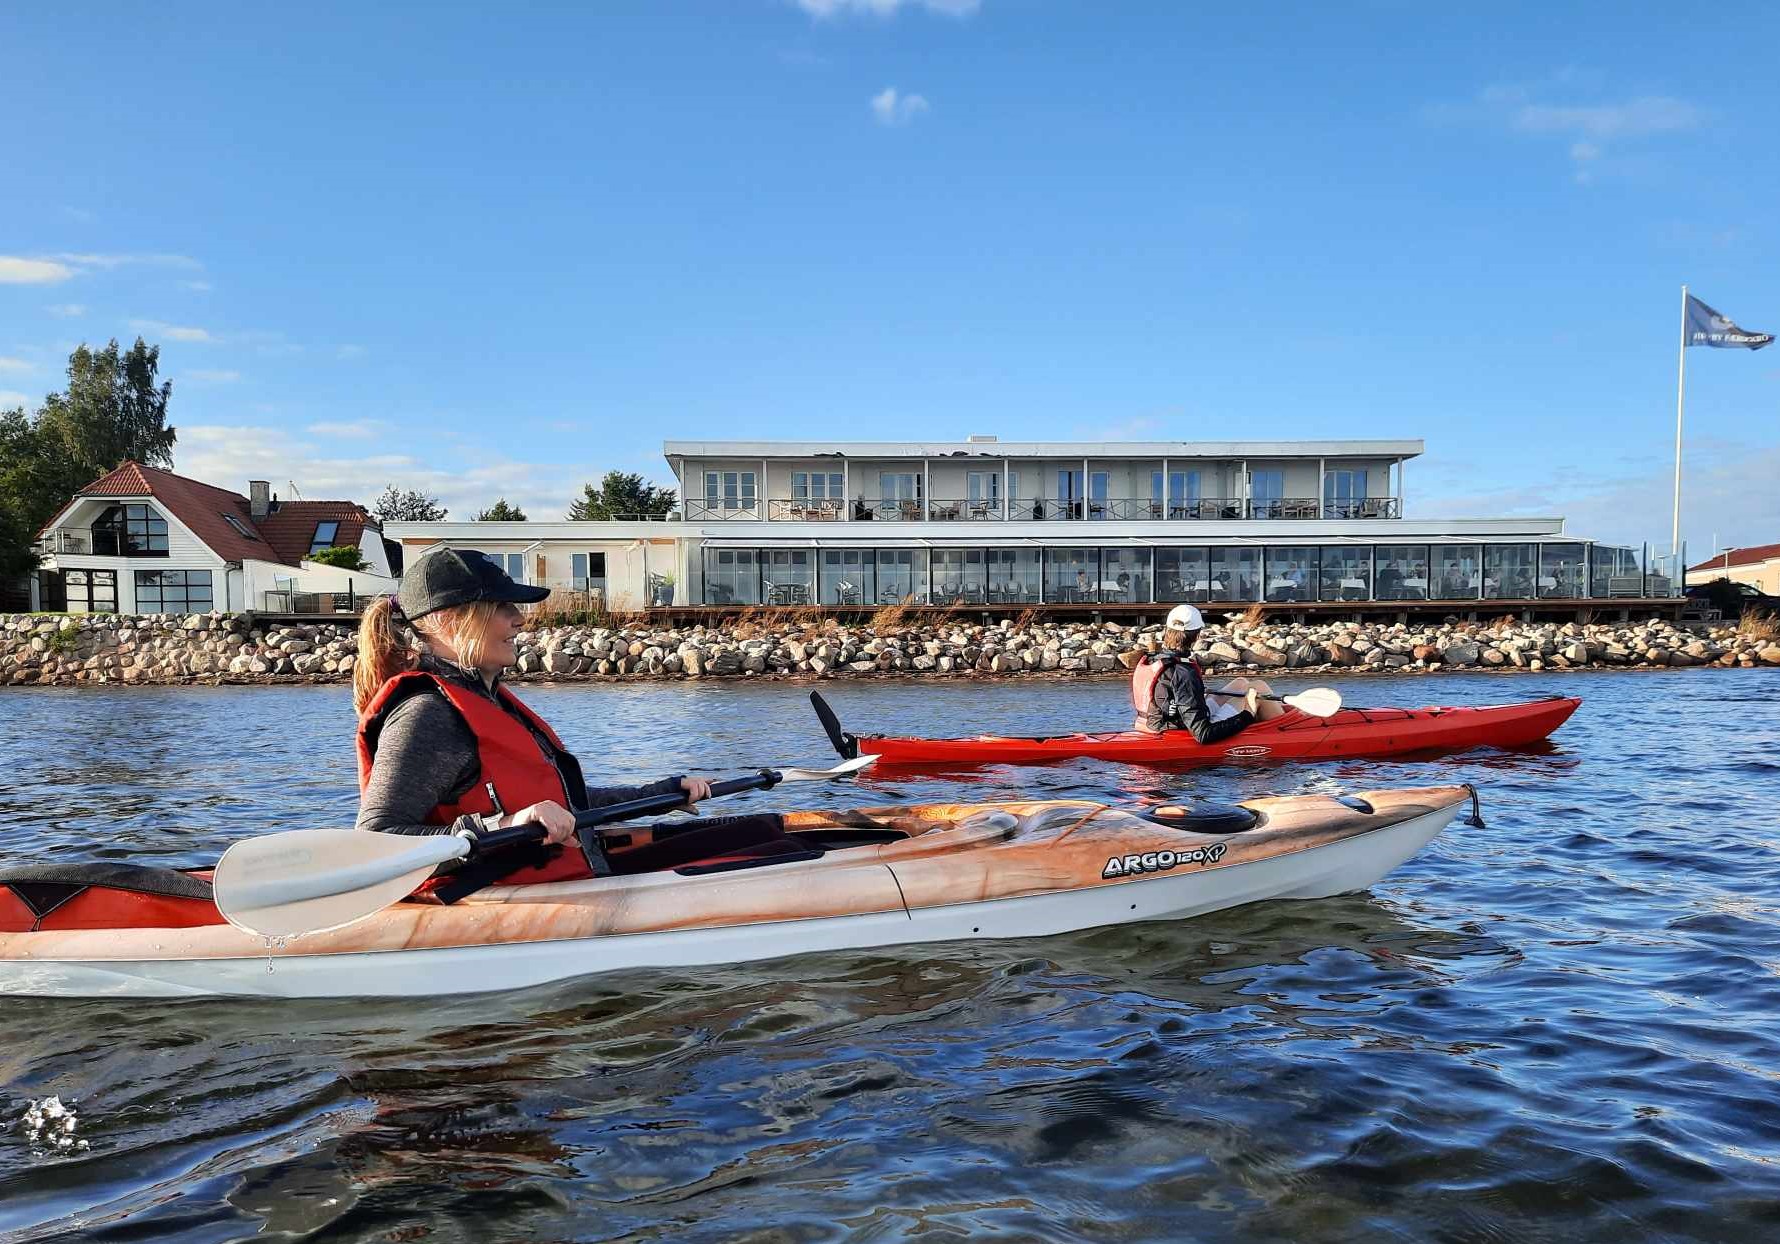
398 546 550 621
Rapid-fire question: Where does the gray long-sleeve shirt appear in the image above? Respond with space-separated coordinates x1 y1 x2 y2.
356 657 684 839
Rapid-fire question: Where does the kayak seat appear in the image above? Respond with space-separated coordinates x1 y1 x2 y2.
1141 807 1262 835
0 862 224 933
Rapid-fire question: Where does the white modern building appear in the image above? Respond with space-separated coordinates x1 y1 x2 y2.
388 436 1675 614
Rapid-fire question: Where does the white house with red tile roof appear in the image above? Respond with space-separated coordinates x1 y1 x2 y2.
31 461 396 615
1686 542 1780 595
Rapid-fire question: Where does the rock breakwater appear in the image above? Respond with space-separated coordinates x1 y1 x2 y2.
4 611 1778 688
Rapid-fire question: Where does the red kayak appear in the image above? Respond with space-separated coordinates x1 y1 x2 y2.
812 692 1581 769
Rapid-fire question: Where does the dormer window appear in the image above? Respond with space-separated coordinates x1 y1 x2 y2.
308 521 340 555
91 504 169 557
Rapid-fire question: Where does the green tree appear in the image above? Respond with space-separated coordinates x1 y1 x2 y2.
565 471 677 521
371 484 448 522
0 338 178 578
475 498 527 521
309 544 369 571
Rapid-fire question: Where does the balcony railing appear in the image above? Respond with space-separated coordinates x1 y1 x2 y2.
42 532 92 555
1249 498 1401 519
685 500 763 521
681 496 1404 523
767 498 847 521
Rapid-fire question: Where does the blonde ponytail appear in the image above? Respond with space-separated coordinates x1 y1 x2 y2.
353 596 417 714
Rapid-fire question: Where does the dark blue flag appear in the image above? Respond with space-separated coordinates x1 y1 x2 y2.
1685 294 1773 349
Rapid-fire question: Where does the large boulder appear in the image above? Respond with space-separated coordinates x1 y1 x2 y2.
1442 641 1481 667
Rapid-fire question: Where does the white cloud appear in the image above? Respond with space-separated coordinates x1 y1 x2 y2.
129 318 214 343
0 357 33 375
335 344 367 360
50 252 202 271
0 256 75 284
799 0 978 16
0 390 33 410
1417 440 1780 552
172 423 605 520
1437 80 1705 182
872 86 930 126
62 206 98 223
47 303 86 318
307 419 389 439
183 369 241 384
179 279 213 292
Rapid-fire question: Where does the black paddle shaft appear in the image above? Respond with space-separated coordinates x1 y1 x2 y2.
433 770 784 904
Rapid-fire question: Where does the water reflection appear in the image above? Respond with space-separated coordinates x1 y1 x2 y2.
2 670 1779 1240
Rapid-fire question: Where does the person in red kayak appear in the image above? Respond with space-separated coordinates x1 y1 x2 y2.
352 546 713 882
1131 604 1262 742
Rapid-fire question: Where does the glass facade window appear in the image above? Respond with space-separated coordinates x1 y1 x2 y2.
821 550 873 606
1374 545 1431 600
762 550 815 605
966 472 1001 506
986 549 1041 603
791 472 843 501
135 569 212 613
875 549 927 603
1539 544 1586 598
1044 548 1101 602
92 504 169 556
1088 472 1110 519
308 521 340 555
1323 470 1368 518
65 568 118 613
1155 547 1212 602
1319 546 1371 601
930 549 988 605
1484 544 1537 599
1208 547 1260 601
705 549 760 604
1591 545 1642 598
1264 546 1318 602
1430 546 1481 598
570 551 607 591
704 471 757 512
1100 547 1150 602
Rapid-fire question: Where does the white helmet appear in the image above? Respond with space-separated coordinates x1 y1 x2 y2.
1165 604 1204 632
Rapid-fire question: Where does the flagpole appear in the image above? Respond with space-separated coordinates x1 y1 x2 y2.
1672 284 1688 558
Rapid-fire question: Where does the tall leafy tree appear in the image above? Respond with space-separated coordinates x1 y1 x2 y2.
475 498 527 521
0 338 179 577
565 471 678 521
371 484 449 522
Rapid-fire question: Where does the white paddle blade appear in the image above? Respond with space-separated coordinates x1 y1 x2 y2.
214 829 468 939
1283 687 1342 717
778 755 878 782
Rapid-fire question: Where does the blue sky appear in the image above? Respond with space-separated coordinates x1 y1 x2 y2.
2 1 1775 555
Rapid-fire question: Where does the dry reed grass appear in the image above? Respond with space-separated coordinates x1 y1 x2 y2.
1237 602 1267 628
1738 608 1778 643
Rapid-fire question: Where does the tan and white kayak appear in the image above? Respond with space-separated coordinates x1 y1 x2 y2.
0 786 1477 999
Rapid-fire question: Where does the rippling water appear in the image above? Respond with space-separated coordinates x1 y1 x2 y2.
2 670 1778 1242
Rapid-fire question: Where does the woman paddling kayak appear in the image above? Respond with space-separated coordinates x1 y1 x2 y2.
353 546 713 883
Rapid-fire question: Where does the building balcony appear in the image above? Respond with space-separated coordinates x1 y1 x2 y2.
41 531 92 555
681 495 1405 523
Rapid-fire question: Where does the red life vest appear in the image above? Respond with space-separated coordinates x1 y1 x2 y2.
1130 653 1203 733
357 670 595 885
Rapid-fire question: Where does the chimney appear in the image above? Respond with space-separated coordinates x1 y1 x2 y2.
249 480 270 519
